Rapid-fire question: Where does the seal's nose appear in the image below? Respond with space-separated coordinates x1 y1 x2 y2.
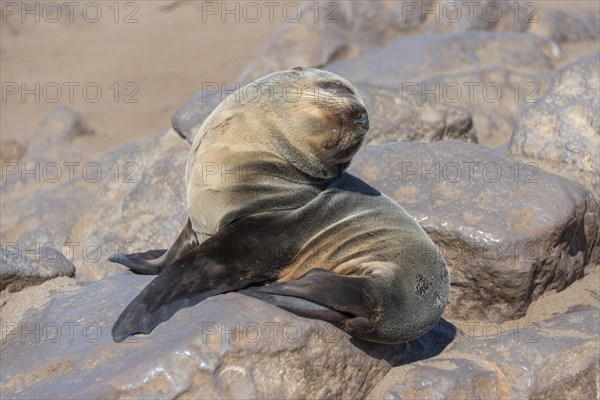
355 112 369 129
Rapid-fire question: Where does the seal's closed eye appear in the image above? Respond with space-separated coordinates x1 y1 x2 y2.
319 81 355 95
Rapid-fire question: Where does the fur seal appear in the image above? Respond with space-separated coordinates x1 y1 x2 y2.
109 67 450 344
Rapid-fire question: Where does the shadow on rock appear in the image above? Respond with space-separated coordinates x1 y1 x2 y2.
350 318 457 366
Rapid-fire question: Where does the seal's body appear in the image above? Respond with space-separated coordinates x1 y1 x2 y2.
110 68 449 344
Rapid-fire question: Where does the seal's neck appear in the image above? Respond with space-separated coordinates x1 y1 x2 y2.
265 127 338 183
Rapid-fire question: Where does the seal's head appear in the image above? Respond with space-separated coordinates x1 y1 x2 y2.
219 67 369 180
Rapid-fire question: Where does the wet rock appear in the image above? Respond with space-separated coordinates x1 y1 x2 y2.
357 83 477 145
327 32 562 147
349 141 599 322
0 244 74 293
509 55 600 199
0 140 25 163
367 309 600 399
67 130 190 281
0 273 454 399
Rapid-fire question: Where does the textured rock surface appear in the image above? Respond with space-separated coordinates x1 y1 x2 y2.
367 308 600 399
530 8 600 43
239 1 598 85
171 89 223 144
509 55 600 198
0 106 107 244
0 273 454 399
327 32 562 147
357 83 478 145
0 107 175 282
350 141 599 321
67 130 189 281
0 244 74 293
21 105 95 162
238 0 540 84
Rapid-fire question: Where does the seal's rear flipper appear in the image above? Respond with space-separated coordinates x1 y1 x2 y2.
240 269 376 336
108 219 199 275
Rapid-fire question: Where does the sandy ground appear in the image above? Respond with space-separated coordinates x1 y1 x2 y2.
1 0 288 151
2 1 598 153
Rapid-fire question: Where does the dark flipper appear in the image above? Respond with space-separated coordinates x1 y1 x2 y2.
112 252 257 342
240 269 376 336
111 213 297 342
108 219 199 275
108 249 167 274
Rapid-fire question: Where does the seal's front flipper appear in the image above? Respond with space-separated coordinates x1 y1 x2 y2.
240 268 376 336
112 250 264 343
109 249 167 274
109 219 199 275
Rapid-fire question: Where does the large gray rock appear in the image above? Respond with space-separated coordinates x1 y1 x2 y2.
349 141 599 322
171 88 223 143
327 32 563 146
238 1 536 84
356 83 478 145
0 273 454 399
67 130 190 281
0 106 110 245
237 0 424 84
0 106 167 282
0 244 74 293
530 8 600 44
509 55 600 199
367 308 600 399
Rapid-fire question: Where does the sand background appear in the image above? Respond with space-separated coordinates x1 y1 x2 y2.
0 0 596 152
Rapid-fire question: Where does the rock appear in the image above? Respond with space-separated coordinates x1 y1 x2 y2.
0 158 128 248
327 32 563 147
237 0 423 84
67 130 190 281
42 105 95 142
356 83 478 145
0 244 74 293
0 108 178 279
530 9 600 43
367 308 600 399
238 1 535 84
509 55 600 199
2 105 98 190
23 105 95 163
0 273 455 399
171 88 223 144
0 140 25 163
349 140 599 322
